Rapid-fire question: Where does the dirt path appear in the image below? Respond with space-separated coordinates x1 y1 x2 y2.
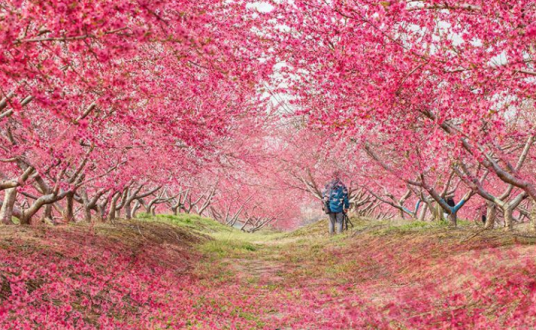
191 233 356 329
229 258 286 284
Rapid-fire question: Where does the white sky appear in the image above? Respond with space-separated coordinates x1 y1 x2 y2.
248 2 274 13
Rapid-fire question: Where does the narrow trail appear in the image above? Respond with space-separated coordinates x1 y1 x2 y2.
188 223 536 329
229 258 286 285
191 230 373 329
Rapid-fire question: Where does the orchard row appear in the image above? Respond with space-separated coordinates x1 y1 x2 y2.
1 1 536 230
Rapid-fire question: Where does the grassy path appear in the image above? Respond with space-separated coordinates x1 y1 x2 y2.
185 219 536 329
190 222 396 329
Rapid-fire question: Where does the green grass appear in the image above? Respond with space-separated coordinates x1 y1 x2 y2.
200 238 260 258
135 213 483 265
136 213 287 259
137 212 233 234
137 213 479 251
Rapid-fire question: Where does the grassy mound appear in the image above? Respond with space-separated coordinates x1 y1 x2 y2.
0 215 223 329
137 212 233 234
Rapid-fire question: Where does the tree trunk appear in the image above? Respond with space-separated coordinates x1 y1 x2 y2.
41 204 53 224
107 207 115 222
504 207 514 231
132 201 141 218
432 203 442 221
20 193 65 225
447 212 457 227
172 206 178 215
125 202 132 220
98 196 110 222
107 195 119 222
84 206 92 223
418 204 428 221
96 205 105 222
62 192 75 223
0 188 17 225
484 202 496 229
530 204 536 233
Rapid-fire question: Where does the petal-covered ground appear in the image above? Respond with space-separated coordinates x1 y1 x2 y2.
194 221 536 330
2 216 536 329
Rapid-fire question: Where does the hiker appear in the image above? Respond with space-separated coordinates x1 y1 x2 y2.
322 171 350 234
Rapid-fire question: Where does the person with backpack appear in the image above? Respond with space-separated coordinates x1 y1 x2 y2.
322 171 350 234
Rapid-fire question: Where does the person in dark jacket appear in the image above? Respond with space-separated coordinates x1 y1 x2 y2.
323 171 350 234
